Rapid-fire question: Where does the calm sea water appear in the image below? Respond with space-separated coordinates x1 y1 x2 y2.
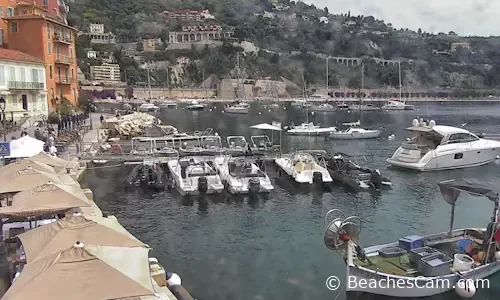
83 102 500 300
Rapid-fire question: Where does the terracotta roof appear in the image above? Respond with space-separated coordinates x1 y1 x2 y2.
0 49 44 65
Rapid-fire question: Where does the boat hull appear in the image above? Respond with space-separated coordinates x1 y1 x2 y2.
329 130 381 140
186 106 205 111
275 158 333 184
387 145 500 171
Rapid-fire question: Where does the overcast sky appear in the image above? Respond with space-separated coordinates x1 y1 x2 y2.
306 0 497 36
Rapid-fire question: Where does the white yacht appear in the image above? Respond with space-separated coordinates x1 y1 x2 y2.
309 103 336 112
138 103 159 112
382 99 414 110
213 157 274 194
186 100 205 110
224 102 250 114
167 156 224 195
275 151 333 185
387 119 500 171
286 122 337 136
159 101 178 109
348 103 380 111
329 127 381 140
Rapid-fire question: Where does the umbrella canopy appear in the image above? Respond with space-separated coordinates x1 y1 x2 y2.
250 123 282 131
5 136 45 159
0 182 90 217
2 244 156 300
30 153 79 173
18 214 145 263
0 159 56 177
0 168 66 194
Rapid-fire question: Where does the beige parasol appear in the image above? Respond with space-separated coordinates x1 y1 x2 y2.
29 153 80 173
18 214 145 263
0 182 90 217
0 159 56 176
2 243 157 300
0 168 67 194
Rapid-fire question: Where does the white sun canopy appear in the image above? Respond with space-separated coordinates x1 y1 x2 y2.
250 123 282 131
5 136 44 159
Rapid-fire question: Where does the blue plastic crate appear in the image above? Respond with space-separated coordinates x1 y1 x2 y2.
398 235 424 251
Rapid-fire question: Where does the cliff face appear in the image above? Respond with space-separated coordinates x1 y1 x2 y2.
69 0 500 91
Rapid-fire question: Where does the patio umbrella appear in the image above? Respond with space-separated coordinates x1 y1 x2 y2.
0 168 66 194
4 136 45 159
0 182 90 217
30 153 79 173
0 159 56 177
2 243 157 300
18 214 145 263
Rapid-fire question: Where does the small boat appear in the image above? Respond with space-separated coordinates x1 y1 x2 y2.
200 136 226 155
387 119 500 171
224 102 250 114
186 100 205 110
214 156 274 194
290 99 311 107
153 140 177 157
159 102 178 109
167 155 224 195
328 126 381 140
92 160 108 165
336 102 349 110
286 122 337 136
178 138 205 156
348 103 380 111
121 103 132 110
310 103 336 112
326 153 391 191
275 150 333 185
250 135 273 153
226 136 249 155
324 178 500 298
138 103 159 112
263 103 279 109
382 99 414 110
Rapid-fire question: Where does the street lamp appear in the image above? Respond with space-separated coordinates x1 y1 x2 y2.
0 97 6 142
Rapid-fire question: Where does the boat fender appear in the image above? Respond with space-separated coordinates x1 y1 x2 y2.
455 279 476 298
495 251 500 261
166 272 182 286
198 176 208 194
169 285 195 300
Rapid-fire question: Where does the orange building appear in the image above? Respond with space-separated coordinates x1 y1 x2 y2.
2 2 78 111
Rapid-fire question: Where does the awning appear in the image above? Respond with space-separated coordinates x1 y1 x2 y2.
2 244 156 300
0 159 56 177
30 153 79 171
250 123 282 131
0 168 65 194
438 178 500 204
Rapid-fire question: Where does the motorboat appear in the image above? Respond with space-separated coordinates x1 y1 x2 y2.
186 100 205 110
159 101 178 109
387 119 500 171
309 103 336 112
167 156 224 195
348 103 380 111
130 139 153 156
200 136 226 155
178 138 205 156
153 140 177 157
275 150 333 185
263 103 279 109
290 99 311 108
121 103 133 110
226 136 249 155
224 102 250 114
250 135 274 153
336 102 349 110
329 127 381 139
326 153 391 191
138 103 159 112
286 122 337 136
382 99 414 110
324 178 500 297
213 156 274 194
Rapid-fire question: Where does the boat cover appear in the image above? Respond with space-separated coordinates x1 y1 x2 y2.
438 178 500 204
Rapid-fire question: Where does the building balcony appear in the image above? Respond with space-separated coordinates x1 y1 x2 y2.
53 33 73 44
55 54 73 65
8 81 45 90
56 77 75 85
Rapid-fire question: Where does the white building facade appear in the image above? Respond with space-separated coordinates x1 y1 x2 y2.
0 59 47 123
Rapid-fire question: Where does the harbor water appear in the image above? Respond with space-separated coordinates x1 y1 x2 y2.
83 102 500 300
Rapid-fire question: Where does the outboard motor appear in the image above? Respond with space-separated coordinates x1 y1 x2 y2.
148 168 154 185
198 176 208 194
312 172 324 187
370 169 382 190
248 178 260 193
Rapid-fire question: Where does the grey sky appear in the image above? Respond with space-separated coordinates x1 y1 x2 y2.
306 0 497 36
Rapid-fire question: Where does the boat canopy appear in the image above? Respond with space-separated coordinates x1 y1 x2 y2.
438 178 500 204
250 123 282 131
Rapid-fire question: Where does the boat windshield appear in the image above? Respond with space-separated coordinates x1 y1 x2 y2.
187 165 217 177
405 131 442 149
228 137 247 148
